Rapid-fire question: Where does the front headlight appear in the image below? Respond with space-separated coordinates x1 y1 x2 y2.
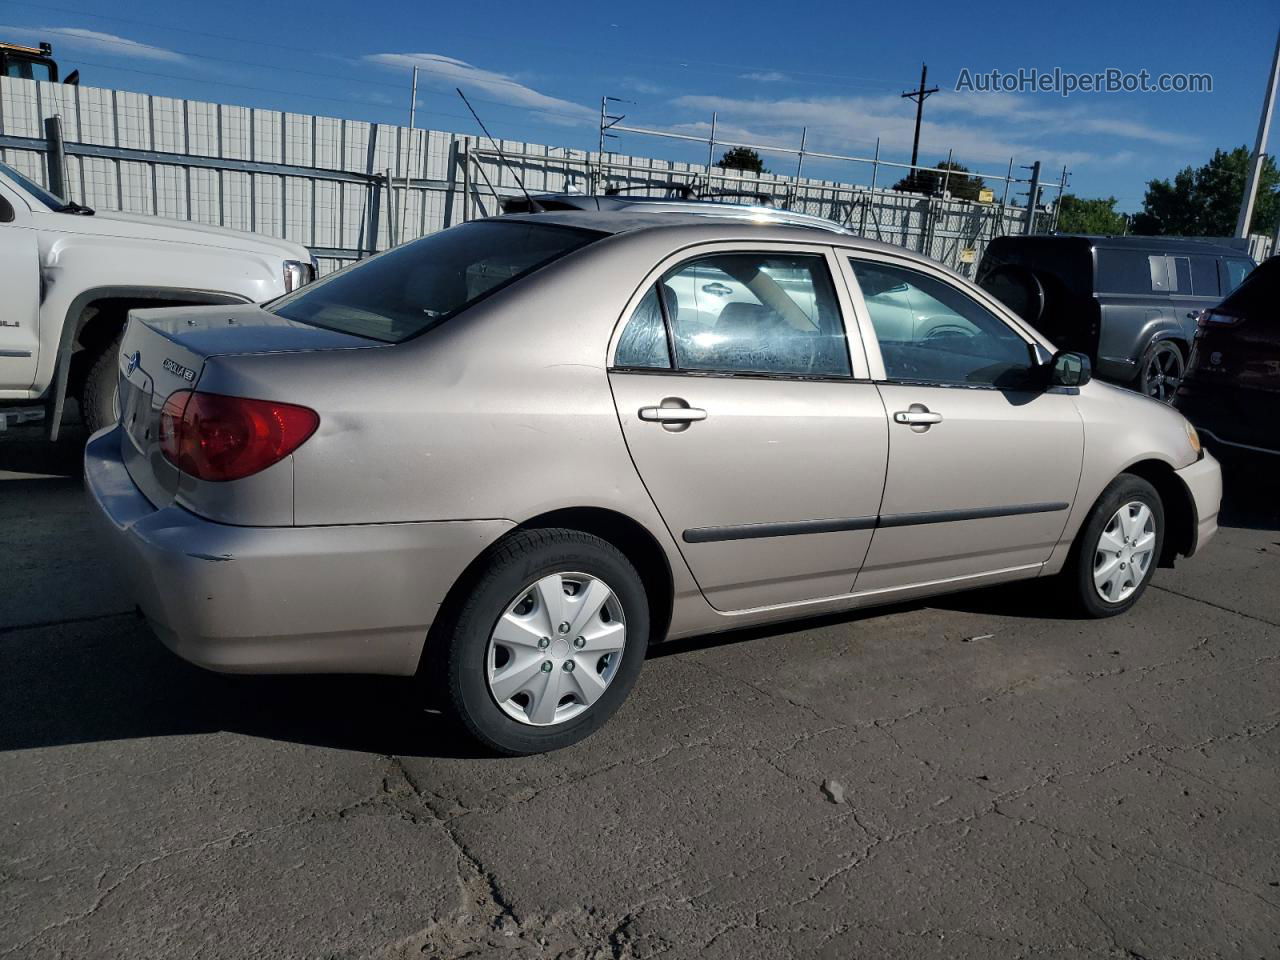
282 259 315 293
1184 418 1202 459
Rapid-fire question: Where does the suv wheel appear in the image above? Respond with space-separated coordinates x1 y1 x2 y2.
1138 340 1184 403
79 332 123 433
1064 474 1164 618
437 528 649 755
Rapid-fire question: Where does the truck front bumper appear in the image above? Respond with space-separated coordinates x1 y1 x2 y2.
84 426 512 675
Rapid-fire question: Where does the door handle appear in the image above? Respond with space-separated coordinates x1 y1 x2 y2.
893 410 943 425
639 406 707 423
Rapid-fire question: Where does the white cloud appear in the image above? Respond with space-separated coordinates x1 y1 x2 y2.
365 53 594 126
619 77 664 96
933 90 1196 147
1 25 185 62
667 87 1190 174
739 71 789 83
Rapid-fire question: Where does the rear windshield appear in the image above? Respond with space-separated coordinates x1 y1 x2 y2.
268 220 602 343
1216 257 1276 319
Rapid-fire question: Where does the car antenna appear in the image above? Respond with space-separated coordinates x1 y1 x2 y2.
456 87 543 213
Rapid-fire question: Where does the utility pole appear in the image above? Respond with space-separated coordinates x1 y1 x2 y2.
1235 25 1280 238
399 65 418 246
597 96 626 194
901 63 939 182
1023 161 1042 235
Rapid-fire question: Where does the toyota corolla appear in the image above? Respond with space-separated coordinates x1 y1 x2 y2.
85 210 1222 754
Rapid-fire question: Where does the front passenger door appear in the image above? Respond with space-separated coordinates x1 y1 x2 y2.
844 257 1084 595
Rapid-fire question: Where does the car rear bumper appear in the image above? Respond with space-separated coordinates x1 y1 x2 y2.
84 426 513 675
1174 452 1222 559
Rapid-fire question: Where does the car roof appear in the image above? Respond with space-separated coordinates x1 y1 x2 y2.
494 209 921 260
993 233 1251 258
500 193 854 234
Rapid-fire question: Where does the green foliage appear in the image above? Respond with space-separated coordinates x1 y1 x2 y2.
717 147 766 174
1055 194 1128 235
1132 146 1280 236
892 160 986 201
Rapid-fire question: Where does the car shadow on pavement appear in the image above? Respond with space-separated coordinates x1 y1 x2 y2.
0 417 86 479
0 612 496 759
1214 450 1280 532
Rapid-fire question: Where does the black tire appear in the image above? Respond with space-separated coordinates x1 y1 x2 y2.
1137 339 1185 403
1063 474 1165 618
436 528 650 756
79 332 122 433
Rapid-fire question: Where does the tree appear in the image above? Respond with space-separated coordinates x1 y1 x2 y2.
1131 146 1280 237
892 160 985 201
717 147 766 174
1055 194 1128 235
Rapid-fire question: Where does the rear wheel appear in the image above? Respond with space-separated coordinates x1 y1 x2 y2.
1063 475 1164 618
79 332 123 433
1138 340 1184 403
437 528 649 755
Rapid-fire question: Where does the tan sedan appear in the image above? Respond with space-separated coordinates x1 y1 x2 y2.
85 210 1221 754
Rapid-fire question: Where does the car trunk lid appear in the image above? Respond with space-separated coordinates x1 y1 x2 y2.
117 304 377 508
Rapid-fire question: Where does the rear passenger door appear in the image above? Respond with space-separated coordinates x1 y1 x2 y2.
842 255 1084 596
608 244 889 612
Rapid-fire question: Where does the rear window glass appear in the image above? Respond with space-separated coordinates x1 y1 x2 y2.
1223 258 1254 294
1095 250 1154 294
268 220 602 342
1216 257 1276 319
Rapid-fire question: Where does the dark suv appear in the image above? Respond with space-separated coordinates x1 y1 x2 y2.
1176 256 1279 459
976 235 1255 400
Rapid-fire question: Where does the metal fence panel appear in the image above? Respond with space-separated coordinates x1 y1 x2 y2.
0 75 1067 277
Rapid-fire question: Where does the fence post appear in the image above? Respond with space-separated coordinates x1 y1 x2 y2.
44 116 67 199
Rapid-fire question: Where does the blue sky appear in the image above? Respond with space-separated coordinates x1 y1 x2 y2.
3 0 1277 211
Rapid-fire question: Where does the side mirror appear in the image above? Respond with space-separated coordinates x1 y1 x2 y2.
1049 350 1092 388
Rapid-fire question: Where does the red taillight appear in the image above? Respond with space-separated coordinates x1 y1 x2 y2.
159 390 318 482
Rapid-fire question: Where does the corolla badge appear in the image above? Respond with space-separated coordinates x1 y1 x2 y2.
162 357 196 382
126 351 140 375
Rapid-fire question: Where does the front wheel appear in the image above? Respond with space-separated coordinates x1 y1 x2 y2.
437 528 650 755
1063 474 1164 618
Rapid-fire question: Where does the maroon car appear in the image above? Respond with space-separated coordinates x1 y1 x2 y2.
1176 256 1278 458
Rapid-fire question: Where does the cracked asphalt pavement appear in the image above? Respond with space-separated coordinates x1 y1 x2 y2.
2 423 1278 959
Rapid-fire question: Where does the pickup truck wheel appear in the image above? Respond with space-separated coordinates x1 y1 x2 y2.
79 332 122 433
1138 340 1184 403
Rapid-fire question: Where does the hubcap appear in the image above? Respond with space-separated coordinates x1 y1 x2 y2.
1144 346 1183 402
485 572 627 727
1093 501 1156 604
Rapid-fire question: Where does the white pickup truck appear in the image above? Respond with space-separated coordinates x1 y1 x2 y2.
0 159 315 437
